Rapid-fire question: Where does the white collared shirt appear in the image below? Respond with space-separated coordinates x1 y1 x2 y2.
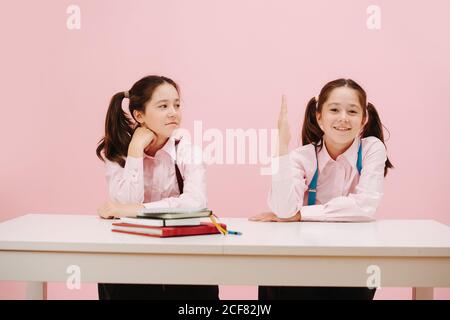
104 132 206 209
268 136 387 221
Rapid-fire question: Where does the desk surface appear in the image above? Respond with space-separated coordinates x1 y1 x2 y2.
1 214 450 257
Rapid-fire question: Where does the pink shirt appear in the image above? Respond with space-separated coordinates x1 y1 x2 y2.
105 135 207 210
269 136 387 222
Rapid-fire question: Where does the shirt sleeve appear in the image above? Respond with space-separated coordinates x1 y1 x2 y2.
301 139 387 222
105 156 145 204
143 144 207 209
267 151 309 218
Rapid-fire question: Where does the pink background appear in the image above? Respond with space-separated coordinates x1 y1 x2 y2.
1 0 449 299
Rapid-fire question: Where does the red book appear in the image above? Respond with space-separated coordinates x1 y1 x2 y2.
111 222 226 238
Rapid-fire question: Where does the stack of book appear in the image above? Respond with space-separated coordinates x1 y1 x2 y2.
111 208 226 238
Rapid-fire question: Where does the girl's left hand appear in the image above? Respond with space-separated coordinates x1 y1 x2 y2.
97 202 144 219
249 211 301 222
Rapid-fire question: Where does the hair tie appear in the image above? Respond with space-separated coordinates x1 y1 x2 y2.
124 91 129 99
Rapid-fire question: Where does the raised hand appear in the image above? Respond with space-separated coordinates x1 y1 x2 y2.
278 94 291 156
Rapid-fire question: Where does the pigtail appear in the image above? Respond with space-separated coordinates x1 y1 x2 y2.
361 102 394 176
96 91 135 167
301 96 323 148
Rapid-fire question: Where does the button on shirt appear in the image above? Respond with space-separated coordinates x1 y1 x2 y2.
105 135 207 209
268 136 387 222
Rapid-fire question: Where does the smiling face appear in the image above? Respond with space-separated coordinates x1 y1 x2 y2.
134 83 181 139
316 86 365 147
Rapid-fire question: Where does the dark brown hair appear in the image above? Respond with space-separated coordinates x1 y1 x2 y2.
96 75 179 167
301 78 393 176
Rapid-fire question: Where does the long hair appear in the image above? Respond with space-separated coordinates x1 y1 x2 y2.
96 75 179 167
301 78 393 176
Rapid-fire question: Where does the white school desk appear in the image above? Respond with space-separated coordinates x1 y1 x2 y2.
0 214 450 300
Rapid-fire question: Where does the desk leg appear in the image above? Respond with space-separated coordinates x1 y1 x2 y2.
26 282 47 300
412 287 434 300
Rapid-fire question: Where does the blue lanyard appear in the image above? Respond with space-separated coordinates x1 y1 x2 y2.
307 141 363 206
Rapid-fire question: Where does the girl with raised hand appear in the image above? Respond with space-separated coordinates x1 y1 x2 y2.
251 78 393 299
